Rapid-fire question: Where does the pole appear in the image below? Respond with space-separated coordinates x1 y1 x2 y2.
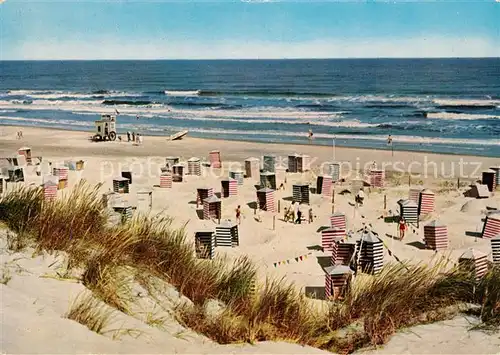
273 215 276 230
331 204 335 214
278 199 281 213
457 177 460 189
384 194 387 211
408 175 411 187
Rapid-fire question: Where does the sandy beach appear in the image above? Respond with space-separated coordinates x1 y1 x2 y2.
1 125 499 354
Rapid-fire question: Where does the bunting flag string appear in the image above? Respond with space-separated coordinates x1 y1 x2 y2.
273 252 312 267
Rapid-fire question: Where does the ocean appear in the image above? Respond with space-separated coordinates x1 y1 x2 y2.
0 58 499 157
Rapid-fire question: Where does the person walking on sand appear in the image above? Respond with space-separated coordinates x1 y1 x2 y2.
236 205 241 225
127 131 131 142
308 207 314 223
132 132 136 142
399 217 407 240
295 206 302 224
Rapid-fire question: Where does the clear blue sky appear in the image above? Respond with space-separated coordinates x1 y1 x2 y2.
1 0 499 60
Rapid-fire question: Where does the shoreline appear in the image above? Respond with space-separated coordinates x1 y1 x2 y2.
1 124 499 160
1 125 498 178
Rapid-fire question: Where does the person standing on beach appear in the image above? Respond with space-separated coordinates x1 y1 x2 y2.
295 206 302 224
132 132 136 142
127 131 131 142
236 205 241 225
399 217 407 240
308 207 313 223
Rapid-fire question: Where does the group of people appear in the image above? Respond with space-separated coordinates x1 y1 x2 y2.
283 202 313 224
126 131 143 145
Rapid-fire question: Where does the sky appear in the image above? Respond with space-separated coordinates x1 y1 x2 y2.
1 0 499 60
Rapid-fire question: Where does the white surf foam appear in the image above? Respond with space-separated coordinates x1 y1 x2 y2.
164 90 200 96
6 90 142 99
433 98 500 107
178 127 500 146
427 112 500 120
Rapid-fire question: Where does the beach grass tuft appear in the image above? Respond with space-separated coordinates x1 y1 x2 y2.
65 293 116 334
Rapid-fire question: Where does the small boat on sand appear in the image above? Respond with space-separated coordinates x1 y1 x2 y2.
168 130 189 141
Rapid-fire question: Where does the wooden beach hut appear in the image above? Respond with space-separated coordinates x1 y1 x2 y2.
409 188 422 203
187 157 201 176
53 166 69 181
159 173 172 188
8 167 24 183
17 147 32 165
336 242 356 266
464 183 490 199
209 150 222 168
356 230 384 275
326 162 341 182
317 175 333 197
296 155 310 173
424 220 448 250
229 170 244 186
113 204 134 223
458 249 489 280
288 154 298 173
330 212 347 229
490 166 500 189
321 227 345 252
43 175 58 201
137 188 152 212
197 187 214 207
172 164 184 182
398 199 418 224
203 195 221 220
482 211 500 239
221 178 237 198
257 187 275 212
292 183 310 204
260 171 277 190
165 156 179 170
53 166 68 189
482 170 496 192
215 220 239 247
113 176 129 194
245 157 260 179
491 235 500 265
369 169 385 188
263 155 276 173
121 169 132 185
324 265 353 300
195 231 216 259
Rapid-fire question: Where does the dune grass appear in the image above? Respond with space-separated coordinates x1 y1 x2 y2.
65 293 116 334
1 183 498 353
